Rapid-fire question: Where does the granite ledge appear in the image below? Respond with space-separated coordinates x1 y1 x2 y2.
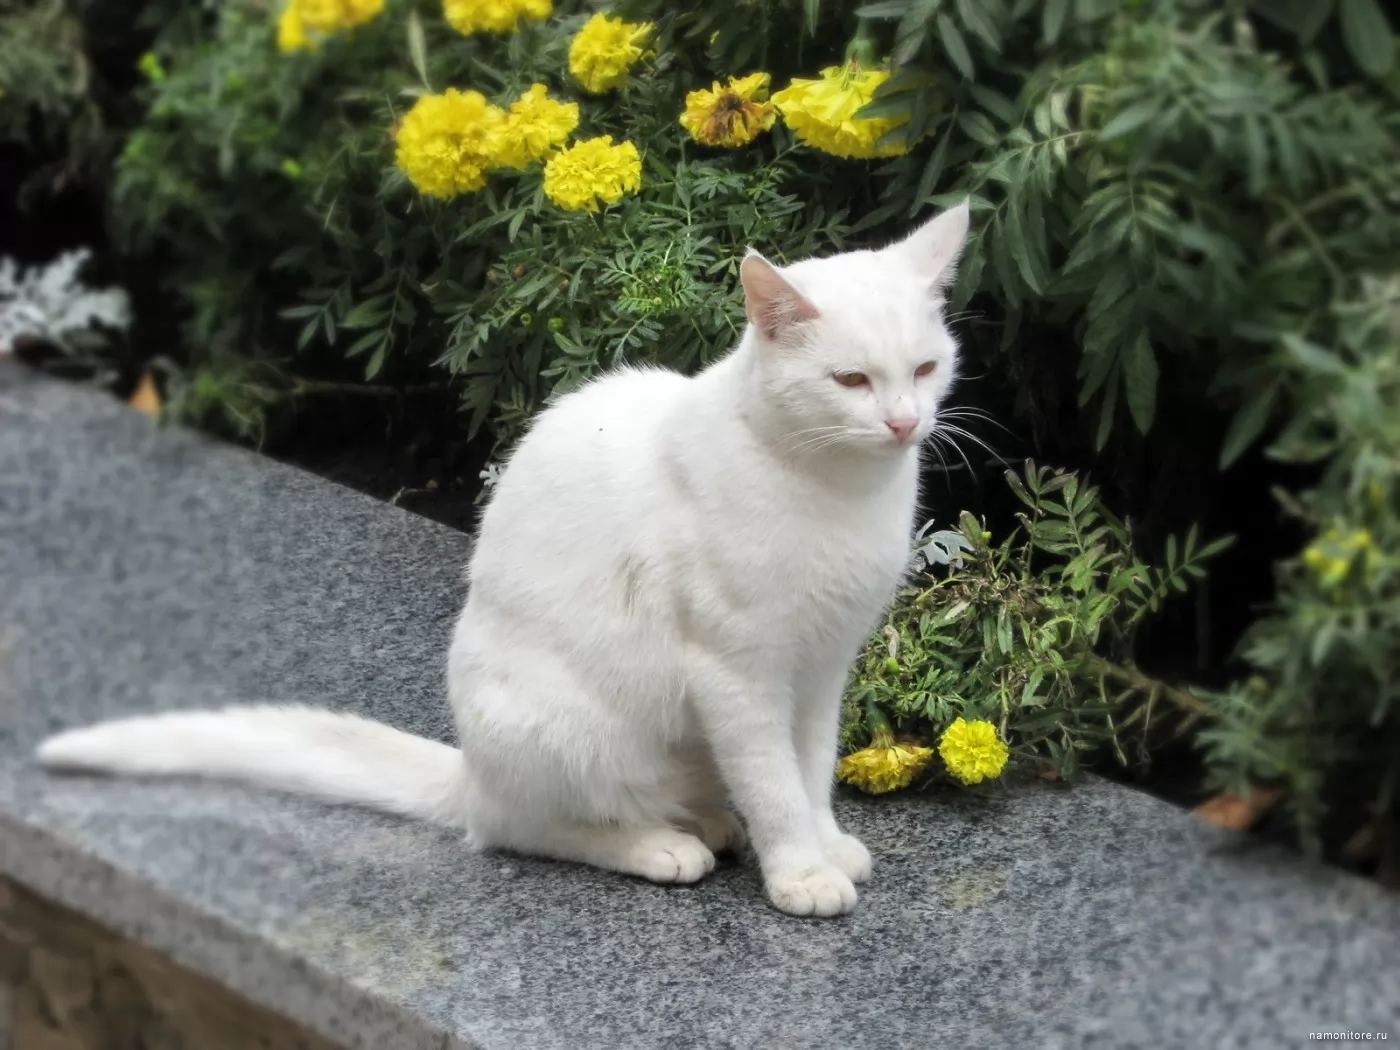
2 363 1397 1050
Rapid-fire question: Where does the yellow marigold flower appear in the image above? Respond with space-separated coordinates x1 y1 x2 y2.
679 72 777 148
1302 545 1349 585
492 83 579 168
542 135 641 212
1304 527 1379 587
837 731 935 794
345 0 383 24
443 0 551 36
277 0 381 50
771 64 907 159
277 2 310 51
938 718 1010 785
296 0 383 32
568 12 652 95
395 88 506 199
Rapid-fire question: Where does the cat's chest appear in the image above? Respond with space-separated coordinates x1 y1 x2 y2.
774 512 910 604
691 480 914 620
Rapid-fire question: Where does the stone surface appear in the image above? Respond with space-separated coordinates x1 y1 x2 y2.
3 877 342 1050
1 362 1398 1050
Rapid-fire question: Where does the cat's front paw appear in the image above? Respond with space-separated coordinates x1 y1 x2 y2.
765 864 858 917
822 832 872 883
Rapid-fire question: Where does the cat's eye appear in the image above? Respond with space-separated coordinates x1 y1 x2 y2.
914 361 938 378
833 371 869 388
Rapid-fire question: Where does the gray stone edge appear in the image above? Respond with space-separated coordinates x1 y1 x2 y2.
0 808 472 1050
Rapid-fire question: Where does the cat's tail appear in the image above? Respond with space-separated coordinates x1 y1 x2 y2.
34 705 467 828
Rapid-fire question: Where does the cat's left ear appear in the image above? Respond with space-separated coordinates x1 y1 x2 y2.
886 200 971 293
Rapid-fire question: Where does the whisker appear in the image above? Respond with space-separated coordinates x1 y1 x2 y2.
779 426 853 454
784 428 858 457
783 426 851 441
939 407 1015 437
788 427 852 447
929 429 976 476
934 423 1002 462
939 405 1000 424
921 434 956 493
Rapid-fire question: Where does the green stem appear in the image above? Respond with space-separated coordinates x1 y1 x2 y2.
286 377 448 398
1087 655 1210 716
845 21 878 69
864 694 895 745
1277 198 1346 294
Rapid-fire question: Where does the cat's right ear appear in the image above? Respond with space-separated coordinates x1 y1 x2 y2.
888 200 971 293
740 251 819 343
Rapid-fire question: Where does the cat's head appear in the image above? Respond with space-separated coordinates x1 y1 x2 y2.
739 201 970 458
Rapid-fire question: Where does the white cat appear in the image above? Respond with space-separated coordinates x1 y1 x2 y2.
37 201 971 917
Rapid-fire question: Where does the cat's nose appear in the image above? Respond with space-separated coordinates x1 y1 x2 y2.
885 417 918 444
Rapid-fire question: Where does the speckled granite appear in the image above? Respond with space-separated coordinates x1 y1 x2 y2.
1 362 1397 1050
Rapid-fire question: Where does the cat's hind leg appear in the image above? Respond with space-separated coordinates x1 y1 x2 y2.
504 822 716 884
685 807 747 855
451 643 717 883
662 748 747 855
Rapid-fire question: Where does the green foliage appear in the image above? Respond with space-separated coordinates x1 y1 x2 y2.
837 1 1400 449
0 0 104 199
842 462 1231 778
1198 276 1400 854
99 0 1400 461
0 0 192 203
108 0 860 446
157 357 286 447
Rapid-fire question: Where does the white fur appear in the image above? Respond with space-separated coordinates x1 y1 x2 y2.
36 706 466 824
37 203 972 917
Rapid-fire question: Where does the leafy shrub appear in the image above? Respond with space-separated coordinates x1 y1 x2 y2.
0 0 105 201
107 0 1400 454
0 0 185 205
1198 276 1400 857
110 0 860 443
841 462 1230 783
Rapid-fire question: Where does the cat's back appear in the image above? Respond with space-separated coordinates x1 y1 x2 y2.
498 366 687 494
541 364 689 442
471 366 690 566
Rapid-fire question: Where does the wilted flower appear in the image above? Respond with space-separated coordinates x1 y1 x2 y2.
679 72 777 148
837 731 936 794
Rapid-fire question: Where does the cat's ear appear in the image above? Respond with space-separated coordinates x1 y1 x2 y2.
887 200 971 293
740 251 819 342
